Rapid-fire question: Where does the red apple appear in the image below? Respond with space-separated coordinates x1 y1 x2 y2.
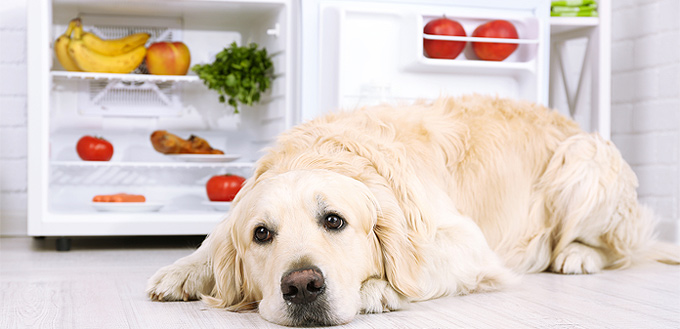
423 17 466 59
145 42 191 75
471 20 519 61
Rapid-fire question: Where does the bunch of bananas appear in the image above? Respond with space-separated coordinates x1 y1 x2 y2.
54 18 150 74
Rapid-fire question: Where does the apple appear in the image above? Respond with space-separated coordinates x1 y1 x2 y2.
145 42 191 75
471 20 519 61
423 17 466 59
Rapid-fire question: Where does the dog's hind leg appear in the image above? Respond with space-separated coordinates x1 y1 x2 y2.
540 133 655 274
146 236 215 301
551 241 606 274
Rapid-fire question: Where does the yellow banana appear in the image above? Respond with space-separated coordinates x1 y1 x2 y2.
82 31 150 56
54 18 81 72
68 21 146 74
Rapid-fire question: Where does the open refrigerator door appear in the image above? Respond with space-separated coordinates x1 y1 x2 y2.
300 0 550 121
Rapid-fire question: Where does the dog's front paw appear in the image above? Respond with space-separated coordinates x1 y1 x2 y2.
146 261 212 302
360 278 407 313
551 242 605 274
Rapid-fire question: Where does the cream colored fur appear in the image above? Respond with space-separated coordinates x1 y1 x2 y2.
147 95 678 326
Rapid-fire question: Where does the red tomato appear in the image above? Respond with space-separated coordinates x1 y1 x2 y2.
471 20 519 61
423 17 466 59
206 174 246 202
76 135 114 161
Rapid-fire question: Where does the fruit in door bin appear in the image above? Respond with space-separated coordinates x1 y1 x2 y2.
423 17 466 59
145 42 191 75
471 20 519 61
206 174 246 202
54 18 82 71
76 135 114 161
68 20 147 73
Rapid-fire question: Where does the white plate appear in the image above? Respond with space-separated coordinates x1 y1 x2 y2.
165 154 240 162
91 202 164 212
203 201 232 211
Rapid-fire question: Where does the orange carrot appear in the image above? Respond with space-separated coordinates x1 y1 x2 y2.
92 193 146 202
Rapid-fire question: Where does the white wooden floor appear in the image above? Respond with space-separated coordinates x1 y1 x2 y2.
1 236 679 329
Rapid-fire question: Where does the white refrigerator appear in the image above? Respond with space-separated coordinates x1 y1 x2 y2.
26 0 550 249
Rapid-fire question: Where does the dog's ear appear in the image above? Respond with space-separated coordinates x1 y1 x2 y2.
368 185 424 299
202 218 258 311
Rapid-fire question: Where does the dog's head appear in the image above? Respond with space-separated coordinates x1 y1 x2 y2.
203 169 422 326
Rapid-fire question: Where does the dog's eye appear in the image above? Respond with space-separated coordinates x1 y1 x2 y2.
324 214 345 230
254 226 273 243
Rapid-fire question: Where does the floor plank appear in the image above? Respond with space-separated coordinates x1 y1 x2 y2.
1 237 679 328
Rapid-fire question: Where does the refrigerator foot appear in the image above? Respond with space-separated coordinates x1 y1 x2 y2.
56 237 72 251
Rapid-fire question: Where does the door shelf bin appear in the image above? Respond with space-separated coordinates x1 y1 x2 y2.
402 13 543 72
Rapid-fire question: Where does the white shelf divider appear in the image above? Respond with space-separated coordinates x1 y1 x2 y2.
50 160 254 169
51 71 200 83
423 34 540 44
549 16 599 35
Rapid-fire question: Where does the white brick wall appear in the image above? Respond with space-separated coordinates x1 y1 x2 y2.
0 0 28 235
0 0 678 241
611 0 680 242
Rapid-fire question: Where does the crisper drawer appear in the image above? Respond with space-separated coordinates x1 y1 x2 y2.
301 0 550 121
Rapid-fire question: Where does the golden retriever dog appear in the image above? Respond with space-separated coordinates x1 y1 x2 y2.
147 95 679 326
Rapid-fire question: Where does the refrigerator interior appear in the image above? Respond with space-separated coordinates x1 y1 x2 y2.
28 0 295 236
301 0 550 121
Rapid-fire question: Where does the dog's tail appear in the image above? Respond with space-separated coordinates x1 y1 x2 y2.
645 241 680 265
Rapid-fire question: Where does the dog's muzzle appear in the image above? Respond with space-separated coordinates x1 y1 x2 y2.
280 266 336 326
281 266 326 304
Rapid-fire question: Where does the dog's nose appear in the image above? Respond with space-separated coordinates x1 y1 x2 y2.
281 266 325 304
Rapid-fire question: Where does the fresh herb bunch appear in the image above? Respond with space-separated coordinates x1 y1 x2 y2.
192 42 274 113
